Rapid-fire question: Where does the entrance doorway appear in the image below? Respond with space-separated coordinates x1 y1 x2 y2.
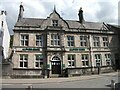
51 56 61 74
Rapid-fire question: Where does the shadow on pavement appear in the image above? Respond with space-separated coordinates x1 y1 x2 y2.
115 83 120 90
105 84 111 88
105 83 120 90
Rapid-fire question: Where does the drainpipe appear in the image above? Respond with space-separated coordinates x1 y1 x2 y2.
43 31 47 78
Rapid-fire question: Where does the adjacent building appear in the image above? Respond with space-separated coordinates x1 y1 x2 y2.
12 4 119 78
0 11 10 62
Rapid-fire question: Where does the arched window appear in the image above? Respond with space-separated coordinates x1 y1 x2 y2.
52 56 60 61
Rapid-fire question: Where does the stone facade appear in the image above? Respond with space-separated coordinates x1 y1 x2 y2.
11 4 119 78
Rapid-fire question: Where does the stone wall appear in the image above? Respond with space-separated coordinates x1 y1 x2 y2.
11 69 43 78
2 63 12 78
65 66 115 77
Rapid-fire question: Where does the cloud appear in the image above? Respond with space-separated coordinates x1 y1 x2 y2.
96 2 118 24
0 0 119 34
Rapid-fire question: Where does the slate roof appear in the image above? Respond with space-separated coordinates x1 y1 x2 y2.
15 18 45 27
66 20 103 30
15 17 105 30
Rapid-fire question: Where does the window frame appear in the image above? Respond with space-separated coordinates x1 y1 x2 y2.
51 34 60 46
80 36 87 47
67 36 75 47
102 37 109 47
67 54 75 68
35 54 43 68
52 20 58 27
81 54 89 67
20 34 29 46
36 35 43 46
93 36 100 47
19 54 28 68
105 54 111 66
95 54 102 67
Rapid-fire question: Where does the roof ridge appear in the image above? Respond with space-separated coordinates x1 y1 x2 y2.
23 17 46 20
66 20 103 24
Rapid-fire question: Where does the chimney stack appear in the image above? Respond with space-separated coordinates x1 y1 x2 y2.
78 7 84 24
1 11 7 15
18 2 24 21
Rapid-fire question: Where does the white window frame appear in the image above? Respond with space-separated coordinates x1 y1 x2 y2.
105 54 111 66
102 37 109 47
20 35 29 46
95 54 102 67
68 54 75 68
52 20 58 27
36 35 43 46
81 54 89 67
80 36 87 47
35 54 43 68
51 34 60 46
19 54 28 68
67 36 74 47
93 36 100 47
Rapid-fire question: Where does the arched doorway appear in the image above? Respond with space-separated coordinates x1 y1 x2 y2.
51 56 61 74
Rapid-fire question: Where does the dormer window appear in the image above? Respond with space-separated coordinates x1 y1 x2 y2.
52 20 58 27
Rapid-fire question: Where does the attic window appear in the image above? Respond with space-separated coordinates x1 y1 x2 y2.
52 20 58 27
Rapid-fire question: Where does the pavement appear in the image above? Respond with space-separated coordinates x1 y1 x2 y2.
1 72 119 84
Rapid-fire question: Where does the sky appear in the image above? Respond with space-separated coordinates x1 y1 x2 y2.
0 0 119 34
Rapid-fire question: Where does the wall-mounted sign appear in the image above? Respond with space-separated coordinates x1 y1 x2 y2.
69 48 86 51
22 48 39 51
62 64 65 68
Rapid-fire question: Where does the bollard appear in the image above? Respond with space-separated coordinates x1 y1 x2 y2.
28 85 33 90
111 80 115 90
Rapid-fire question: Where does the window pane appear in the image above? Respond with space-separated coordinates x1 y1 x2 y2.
68 55 71 60
24 62 28 67
36 62 39 67
72 55 75 60
24 55 28 60
20 62 23 67
71 42 74 46
20 55 23 60
82 61 85 66
68 62 71 66
86 61 89 66
85 55 88 59
72 62 74 66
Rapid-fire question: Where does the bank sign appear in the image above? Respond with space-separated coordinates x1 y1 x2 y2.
69 48 88 51
22 48 40 51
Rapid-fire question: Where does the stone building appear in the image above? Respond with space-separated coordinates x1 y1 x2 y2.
0 11 10 62
11 4 119 78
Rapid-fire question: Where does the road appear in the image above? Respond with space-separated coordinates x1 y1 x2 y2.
1 72 120 90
